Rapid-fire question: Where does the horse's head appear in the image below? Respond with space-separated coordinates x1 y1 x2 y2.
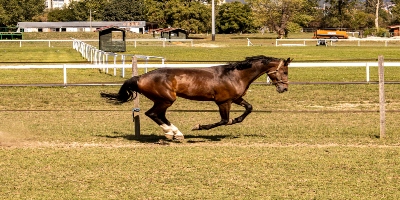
267 57 291 93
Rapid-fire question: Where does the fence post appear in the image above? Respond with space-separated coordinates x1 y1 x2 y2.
113 53 117 76
121 55 125 78
132 56 141 137
366 63 370 82
145 56 149 73
105 53 109 74
378 55 385 138
63 64 67 87
247 38 252 46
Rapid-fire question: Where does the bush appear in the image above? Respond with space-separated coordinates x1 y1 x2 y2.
363 27 390 37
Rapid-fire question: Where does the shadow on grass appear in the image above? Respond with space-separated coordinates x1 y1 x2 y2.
99 131 237 144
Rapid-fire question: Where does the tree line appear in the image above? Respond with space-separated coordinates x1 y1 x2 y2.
0 0 399 38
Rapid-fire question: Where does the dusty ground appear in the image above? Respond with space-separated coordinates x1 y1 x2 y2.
1 130 399 149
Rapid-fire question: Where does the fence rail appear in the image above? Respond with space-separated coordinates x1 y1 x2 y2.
0 38 194 48
275 38 400 47
2 62 400 86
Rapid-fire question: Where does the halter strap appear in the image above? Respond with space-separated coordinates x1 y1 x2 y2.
267 60 288 84
267 60 284 74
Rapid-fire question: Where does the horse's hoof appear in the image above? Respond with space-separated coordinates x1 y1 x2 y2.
164 133 174 140
174 135 185 140
192 124 200 131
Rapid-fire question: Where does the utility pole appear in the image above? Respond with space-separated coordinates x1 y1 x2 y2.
212 0 215 41
90 9 92 31
375 0 379 29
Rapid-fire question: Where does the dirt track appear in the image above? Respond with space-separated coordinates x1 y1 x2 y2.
1 131 399 149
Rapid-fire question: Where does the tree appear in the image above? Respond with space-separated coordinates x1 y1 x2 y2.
47 0 109 22
290 0 319 31
246 0 312 38
320 0 362 29
103 0 147 21
0 0 45 26
147 0 211 33
0 4 10 27
216 1 259 33
390 0 400 24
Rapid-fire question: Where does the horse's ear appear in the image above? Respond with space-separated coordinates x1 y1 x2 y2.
285 57 293 64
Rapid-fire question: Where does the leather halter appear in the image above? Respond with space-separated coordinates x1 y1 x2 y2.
267 60 287 84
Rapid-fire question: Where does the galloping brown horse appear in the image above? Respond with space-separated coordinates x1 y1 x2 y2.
101 55 291 140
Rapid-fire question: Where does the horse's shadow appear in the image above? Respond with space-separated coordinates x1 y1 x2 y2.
100 131 237 144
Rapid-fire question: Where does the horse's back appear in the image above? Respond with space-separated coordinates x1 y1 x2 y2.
142 67 224 82
138 66 233 101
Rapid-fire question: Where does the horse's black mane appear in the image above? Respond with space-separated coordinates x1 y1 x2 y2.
225 55 278 71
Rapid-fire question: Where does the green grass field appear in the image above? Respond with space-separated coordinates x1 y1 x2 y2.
0 33 399 199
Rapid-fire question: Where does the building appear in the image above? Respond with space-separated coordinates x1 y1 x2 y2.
153 28 188 39
17 21 146 33
45 0 80 9
388 25 400 37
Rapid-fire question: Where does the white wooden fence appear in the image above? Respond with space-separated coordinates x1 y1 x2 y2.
0 38 194 48
275 38 400 47
2 62 400 86
2 39 400 86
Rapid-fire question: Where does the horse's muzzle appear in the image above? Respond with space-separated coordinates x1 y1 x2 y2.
276 84 288 93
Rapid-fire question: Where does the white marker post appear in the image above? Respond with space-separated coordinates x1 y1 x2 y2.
378 55 385 138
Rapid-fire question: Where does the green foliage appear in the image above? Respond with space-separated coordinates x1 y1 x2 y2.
103 0 147 21
155 0 211 33
1 0 399 36
363 27 390 37
390 0 400 24
286 22 303 34
0 0 45 26
0 5 9 27
246 0 313 38
47 0 108 22
349 10 375 29
216 2 259 34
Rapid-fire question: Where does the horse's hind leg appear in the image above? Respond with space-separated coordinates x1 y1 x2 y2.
158 110 184 140
229 98 253 125
145 102 184 140
192 101 231 130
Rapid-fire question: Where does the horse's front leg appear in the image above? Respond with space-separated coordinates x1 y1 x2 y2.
229 98 253 125
192 101 231 130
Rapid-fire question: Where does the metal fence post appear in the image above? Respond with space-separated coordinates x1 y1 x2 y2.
132 56 141 137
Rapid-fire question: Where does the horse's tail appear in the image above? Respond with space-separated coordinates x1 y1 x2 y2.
101 76 140 104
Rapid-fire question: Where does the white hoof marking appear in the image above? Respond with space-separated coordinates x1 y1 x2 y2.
160 124 184 140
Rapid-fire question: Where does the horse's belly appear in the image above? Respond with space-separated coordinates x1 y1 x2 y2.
176 91 215 101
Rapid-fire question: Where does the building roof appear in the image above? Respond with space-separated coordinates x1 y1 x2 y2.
388 25 400 29
153 28 187 33
96 25 125 32
17 21 146 28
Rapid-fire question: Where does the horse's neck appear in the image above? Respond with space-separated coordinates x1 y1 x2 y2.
241 62 274 83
